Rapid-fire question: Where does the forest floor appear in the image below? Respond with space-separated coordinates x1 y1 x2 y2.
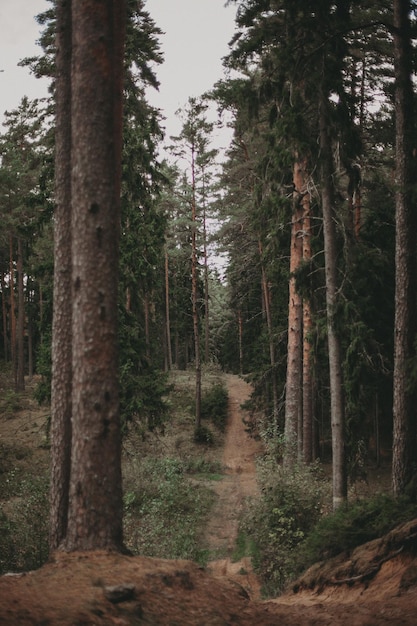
1 372 417 624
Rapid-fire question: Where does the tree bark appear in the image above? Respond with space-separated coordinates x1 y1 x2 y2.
392 0 417 496
283 173 303 466
165 247 173 370
61 0 126 552
1 271 8 362
49 0 73 553
9 235 17 388
259 240 279 423
319 92 347 510
191 142 202 429
295 159 314 464
203 196 210 363
16 237 25 392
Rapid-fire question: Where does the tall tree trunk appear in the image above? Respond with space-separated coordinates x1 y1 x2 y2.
392 0 417 496
9 235 17 389
165 247 173 370
144 292 150 360
284 176 303 466
1 271 8 362
49 0 73 552
259 241 279 423
16 237 25 392
203 199 210 363
319 92 347 510
238 309 243 375
63 0 126 552
191 144 201 429
294 158 314 464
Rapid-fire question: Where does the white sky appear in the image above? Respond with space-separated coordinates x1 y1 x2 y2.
145 0 237 142
0 0 50 124
0 0 237 145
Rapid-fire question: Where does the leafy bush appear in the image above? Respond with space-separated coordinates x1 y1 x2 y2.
201 383 228 431
0 474 49 574
299 493 417 566
123 457 214 565
240 457 328 596
193 424 215 445
0 390 22 418
183 457 223 480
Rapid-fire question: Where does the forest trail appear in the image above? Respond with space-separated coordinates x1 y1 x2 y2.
205 373 264 599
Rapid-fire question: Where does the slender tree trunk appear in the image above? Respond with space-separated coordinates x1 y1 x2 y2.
191 144 201 428
16 237 25 392
283 168 303 466
203 200 210 363
392 0 417 496
319 92 347 510
144 293 150 360
49 0 73 552
63 0 126 551
165 247 173 370
28 298 33 381
238 309 243 375
1 271 8 362
9 235 17 389
294 158 314 464
259 241 279 423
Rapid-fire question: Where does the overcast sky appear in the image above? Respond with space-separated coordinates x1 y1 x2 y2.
0 0 237 143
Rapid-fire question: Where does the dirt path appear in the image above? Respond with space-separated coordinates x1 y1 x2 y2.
205 374 264 598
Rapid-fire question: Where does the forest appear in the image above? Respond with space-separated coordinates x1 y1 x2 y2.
1 0 417 607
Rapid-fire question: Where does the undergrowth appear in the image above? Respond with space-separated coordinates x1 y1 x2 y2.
201 383 228 432
123 456 216 565
239 457 328 597
239 452 417 598
0 474 49 574
298 492 417 566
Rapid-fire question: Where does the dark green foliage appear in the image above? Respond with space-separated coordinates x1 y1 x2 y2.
119 308 171 435
240 458 327 596
33 332 52 406
300 494 417 566
201 383 228 431
193 424 215 446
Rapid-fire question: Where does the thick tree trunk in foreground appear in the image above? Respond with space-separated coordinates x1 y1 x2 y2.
319 94 347 510
65 0 125 551
392 0 417 496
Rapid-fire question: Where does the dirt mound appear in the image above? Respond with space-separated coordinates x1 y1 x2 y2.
1 536 417 625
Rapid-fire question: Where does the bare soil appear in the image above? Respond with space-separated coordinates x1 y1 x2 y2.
1 373 417 624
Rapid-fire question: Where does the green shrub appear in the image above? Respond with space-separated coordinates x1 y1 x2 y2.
201 383 228 431
300 493 417 566
240 457 328 597
0 474 49 574
193 424 215 445
123 457 214 565
0 390 22 418
183 457 223 479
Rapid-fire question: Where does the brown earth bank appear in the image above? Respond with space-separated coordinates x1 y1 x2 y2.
0 536 417 625
1 373 417 624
